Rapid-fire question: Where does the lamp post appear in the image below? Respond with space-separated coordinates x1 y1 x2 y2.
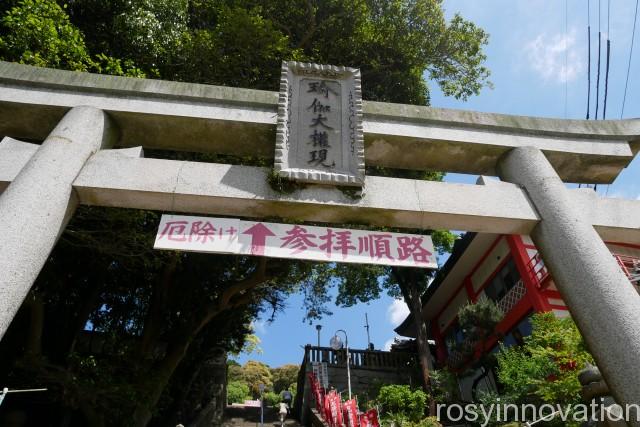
330 329 351 400
315 324 322 347
364 313 371 349
259 383 265 427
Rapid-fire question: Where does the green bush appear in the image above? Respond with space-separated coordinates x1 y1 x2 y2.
497 313 594 404
412 417 441 427
263 391 281 408
492 313 595 427
458 298 503 334
381 414 441 427
227 381 251 404
376 385 428 423
430 370 459 404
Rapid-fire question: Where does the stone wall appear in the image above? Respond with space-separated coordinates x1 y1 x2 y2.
323 364 420 399
298 347 420 425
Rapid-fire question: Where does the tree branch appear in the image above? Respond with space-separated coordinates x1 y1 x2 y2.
197 258 269 335
139 253 180 358
25 292 44 357
295 0 317 49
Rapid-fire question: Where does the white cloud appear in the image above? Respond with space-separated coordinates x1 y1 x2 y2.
250 319 267 335
525 28 582 83
386 299 410 327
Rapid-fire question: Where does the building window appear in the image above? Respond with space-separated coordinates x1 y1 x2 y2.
502 314 533 348
483 258 521 302
444 322 464 355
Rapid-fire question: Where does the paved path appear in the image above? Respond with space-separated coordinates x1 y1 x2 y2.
223 405 301 427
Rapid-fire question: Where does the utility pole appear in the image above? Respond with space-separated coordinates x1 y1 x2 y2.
365 313 371 349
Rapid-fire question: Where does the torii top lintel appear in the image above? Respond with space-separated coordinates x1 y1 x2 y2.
0 61 638 184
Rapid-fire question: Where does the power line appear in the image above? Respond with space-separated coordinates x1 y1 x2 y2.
622 0 640 118
565 0 568 118
603 0 611 119
587 0 592 119
596 0 602 119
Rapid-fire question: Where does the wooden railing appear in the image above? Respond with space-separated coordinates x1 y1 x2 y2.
615 254 640 286
527 251 640 289
526 252 549 289
304 345 416 371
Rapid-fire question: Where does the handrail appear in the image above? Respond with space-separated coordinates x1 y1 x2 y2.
303 345 416 371
526 252 549 289
615 254 640 285
526 251 640 288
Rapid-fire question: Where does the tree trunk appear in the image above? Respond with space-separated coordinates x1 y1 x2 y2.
79 400 106 427
408 282 434 389
396 268 436 416
131 336 193 427
130 261 267 426
26 293 44 357
139 254 179 359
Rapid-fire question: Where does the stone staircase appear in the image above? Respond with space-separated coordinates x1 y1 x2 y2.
223 405 302 427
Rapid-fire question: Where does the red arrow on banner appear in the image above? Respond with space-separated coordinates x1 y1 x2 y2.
242 223 276 256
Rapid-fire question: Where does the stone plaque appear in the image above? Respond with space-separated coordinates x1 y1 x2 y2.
274 62 364 186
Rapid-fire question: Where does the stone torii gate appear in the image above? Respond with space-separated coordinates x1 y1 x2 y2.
1 61 640 419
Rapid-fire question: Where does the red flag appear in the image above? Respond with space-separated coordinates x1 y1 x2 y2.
364 409 380 427
309 373 328 418
331 392 343 427
324 390 344 427
359 411 370 427
343 399 358 427
324 392 333 426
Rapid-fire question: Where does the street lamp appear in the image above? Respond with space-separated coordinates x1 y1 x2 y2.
259 383 265 427
315 324 322 347
330 329 351 400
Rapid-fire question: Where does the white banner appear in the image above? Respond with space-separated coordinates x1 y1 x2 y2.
154 215 437 269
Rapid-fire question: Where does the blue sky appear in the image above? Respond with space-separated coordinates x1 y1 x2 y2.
235 0 640 368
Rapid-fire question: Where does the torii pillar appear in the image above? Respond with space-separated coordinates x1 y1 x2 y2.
499 147 640 424
0 106 116 339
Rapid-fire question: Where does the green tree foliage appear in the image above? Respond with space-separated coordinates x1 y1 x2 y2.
377 384 428 423
229 333 263 358
228 360 244 382
448 298 504 366
64 0 489 99
0 0 145 76
271 364 300 394
458 298 503 333
241 360 273 397
429 369 460 404
263 391 281 408
492 313 594 426
172 4 302 88
227 381 251 404
0 0 93 70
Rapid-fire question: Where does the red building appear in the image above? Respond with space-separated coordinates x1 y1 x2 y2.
395 233 640 400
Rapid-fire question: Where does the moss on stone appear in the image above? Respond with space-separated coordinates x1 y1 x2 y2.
337 185 364 200
266 169 306 194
